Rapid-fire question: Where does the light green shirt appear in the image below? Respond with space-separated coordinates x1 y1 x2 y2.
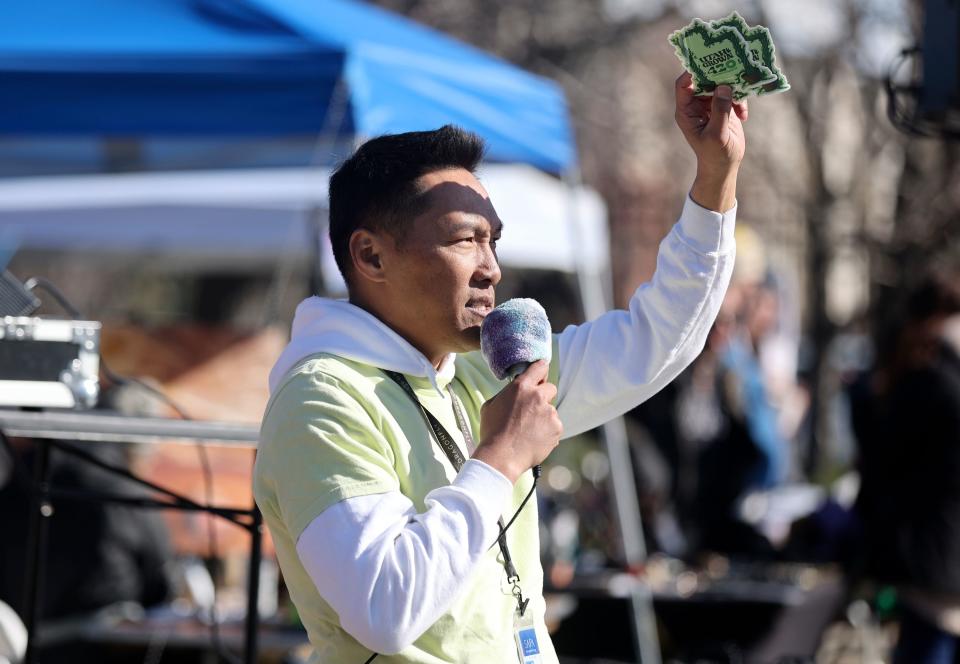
255 350 560 663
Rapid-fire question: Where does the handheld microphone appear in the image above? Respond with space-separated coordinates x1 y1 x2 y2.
480 298 552 380
480 298 552 479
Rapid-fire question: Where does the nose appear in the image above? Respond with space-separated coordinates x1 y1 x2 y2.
475 241 501 286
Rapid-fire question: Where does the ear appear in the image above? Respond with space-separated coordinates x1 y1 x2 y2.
348 228 388 284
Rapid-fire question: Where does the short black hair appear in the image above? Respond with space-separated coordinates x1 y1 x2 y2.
328 125 486 286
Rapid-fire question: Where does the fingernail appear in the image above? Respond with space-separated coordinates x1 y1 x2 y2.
717 85 732 101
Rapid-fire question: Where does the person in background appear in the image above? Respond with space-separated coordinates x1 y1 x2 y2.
632 226 806 559
684 280 785 555
0 384 173 662
851 269 960 664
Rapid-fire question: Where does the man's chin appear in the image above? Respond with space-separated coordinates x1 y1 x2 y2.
461 326 482 350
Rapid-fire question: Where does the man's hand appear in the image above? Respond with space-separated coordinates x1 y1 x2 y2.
675 72 748 212
473 360 562 483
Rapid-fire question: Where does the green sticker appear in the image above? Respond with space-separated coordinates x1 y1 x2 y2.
711 12 789 96
669 15 789 99
669 19 776 98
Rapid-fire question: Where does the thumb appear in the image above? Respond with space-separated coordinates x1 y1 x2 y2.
516 359 549 385
706 85 733 139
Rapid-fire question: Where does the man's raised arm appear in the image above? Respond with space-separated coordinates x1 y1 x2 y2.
554 75 746 437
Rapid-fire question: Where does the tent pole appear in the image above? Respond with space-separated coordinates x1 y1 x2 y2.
309 75 351 168
563 169 661 664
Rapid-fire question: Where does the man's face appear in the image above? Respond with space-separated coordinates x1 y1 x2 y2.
378 167 502 363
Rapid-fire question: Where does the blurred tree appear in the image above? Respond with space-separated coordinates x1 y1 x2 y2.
372 0 960 477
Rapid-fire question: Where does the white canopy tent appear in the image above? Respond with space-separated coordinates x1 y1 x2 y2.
0 165 609 295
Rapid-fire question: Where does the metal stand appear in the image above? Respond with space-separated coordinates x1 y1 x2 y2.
600 418 662 664
245 507 264 663
22 438 50 664
2 409 262 664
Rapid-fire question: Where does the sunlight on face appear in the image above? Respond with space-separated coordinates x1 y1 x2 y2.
381 168 503 364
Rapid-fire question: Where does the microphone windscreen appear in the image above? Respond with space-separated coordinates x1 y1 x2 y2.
480 298 552 380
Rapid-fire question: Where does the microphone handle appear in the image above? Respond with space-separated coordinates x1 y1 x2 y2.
507 362 543 481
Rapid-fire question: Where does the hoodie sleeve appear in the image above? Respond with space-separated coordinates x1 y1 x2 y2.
295 460 512 655
554 194 736 437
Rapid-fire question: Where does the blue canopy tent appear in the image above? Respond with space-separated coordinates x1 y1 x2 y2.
0 0 574 172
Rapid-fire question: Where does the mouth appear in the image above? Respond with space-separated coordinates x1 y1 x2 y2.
465 297 494 317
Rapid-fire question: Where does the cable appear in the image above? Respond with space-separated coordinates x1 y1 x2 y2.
885 45 960 140
885 46 924 136
493 477 538 548
23 276 240 664
22 277 81 319
104 371 239 664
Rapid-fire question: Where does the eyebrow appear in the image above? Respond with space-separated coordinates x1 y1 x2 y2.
446 217 504 235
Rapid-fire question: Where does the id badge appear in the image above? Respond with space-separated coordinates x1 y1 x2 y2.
513 610 544 664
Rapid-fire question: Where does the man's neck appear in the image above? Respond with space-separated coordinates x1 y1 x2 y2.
348 294 446 369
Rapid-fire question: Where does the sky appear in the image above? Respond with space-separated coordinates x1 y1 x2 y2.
602 0 913 77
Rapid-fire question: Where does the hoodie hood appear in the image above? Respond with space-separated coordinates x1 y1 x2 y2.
268 297 455 394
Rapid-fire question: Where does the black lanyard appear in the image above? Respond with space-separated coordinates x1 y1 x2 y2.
382 369 529 616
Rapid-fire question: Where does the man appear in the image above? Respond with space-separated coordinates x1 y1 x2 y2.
852 271 960 664
254 72 746 663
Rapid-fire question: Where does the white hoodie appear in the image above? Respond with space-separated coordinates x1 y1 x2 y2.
269 298 457 395
272 194 737 656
